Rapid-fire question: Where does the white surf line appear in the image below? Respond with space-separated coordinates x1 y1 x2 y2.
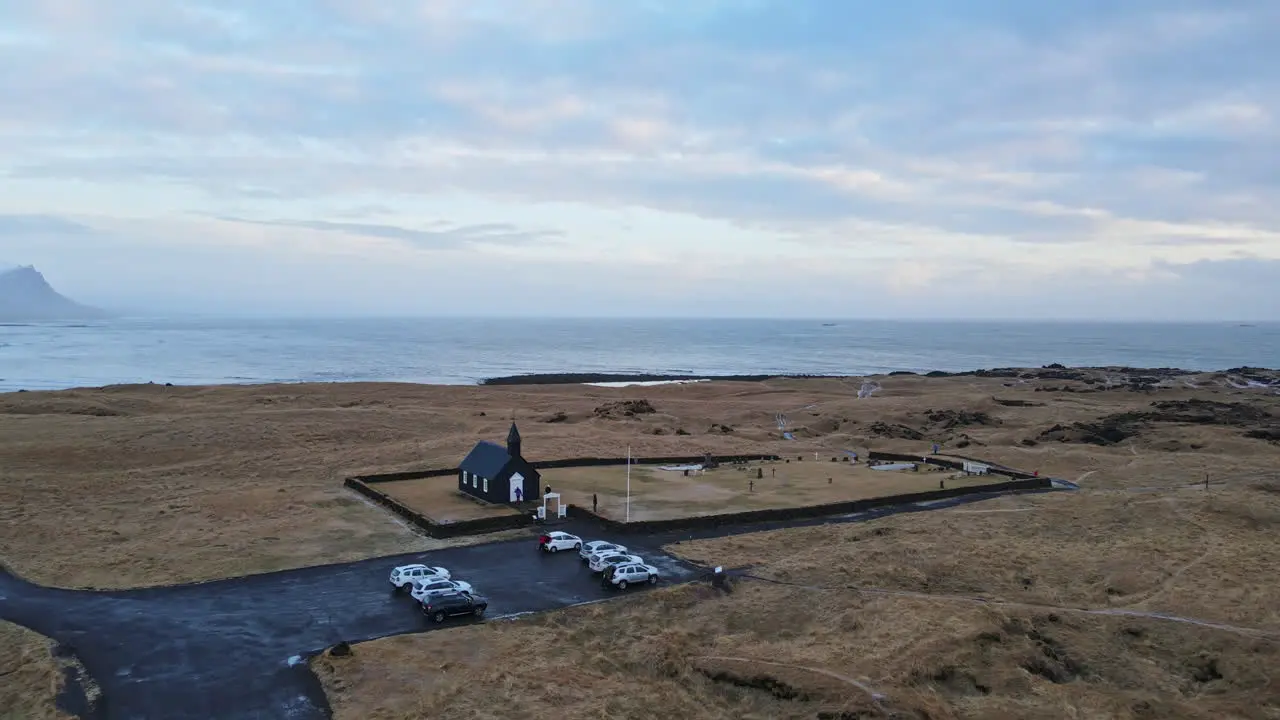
741 576 1278 639
586 380 710 388
693 655 887 703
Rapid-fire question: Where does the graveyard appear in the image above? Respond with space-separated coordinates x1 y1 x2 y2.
367 455 1005 524
537 455 1003 521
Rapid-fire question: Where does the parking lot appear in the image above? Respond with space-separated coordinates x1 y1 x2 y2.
386 534 701 622
0 530 702 720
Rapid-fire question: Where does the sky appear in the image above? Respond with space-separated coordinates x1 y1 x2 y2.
1 1 1278 320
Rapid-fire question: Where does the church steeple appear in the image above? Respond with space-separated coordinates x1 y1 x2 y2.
506 421 522 459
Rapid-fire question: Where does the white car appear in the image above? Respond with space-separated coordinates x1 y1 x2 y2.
603 562 660 589
588 552 644 574
579 540 628 563
538 531 582 553
389 563 451 590
410 577 474 603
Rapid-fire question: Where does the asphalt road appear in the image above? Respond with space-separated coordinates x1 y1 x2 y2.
0 485 1060 720
0 530 701 720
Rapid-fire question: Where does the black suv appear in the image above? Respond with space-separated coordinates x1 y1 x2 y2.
421 591 489 624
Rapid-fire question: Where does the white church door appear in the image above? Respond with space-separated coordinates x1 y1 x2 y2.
509 473 525 502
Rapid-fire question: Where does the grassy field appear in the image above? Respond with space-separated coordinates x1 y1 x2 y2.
315 475 1280 720
0 622 73 720
376 478 519 523
3 367 1278 717
539 459 1001 520
2 368 1275 592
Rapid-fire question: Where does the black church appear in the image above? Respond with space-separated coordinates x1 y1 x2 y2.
458 422 541 504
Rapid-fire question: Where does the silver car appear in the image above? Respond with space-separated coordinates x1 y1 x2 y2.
579 540 627 563
588 552 643 573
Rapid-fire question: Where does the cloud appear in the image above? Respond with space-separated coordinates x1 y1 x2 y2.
216 217 565 249
0 1 1277 318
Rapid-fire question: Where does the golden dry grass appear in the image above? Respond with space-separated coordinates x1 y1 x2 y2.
3 370 1279 716
376 480 519 523
1 370 1275 592
0 622 73 720
375 458 998 522
308 372 1280 720
538 460 998 520
316 476 1280 720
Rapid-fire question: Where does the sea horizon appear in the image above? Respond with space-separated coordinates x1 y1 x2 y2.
1 316 1277 393
10 313 1278 325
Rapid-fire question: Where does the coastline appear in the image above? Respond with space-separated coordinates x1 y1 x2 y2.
5 318 1278 394
479 365 1278 386
478 372 848 385
2 365 1276 395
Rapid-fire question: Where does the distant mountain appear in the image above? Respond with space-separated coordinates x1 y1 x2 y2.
0 266 107 321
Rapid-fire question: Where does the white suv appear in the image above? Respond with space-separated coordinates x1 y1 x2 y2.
538 531 582 553
389 563 451 590
410 577 474 603
588 552 643 574
579 540 627 563
603 562 659 590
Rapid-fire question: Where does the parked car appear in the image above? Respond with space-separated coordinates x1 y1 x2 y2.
579 540 628 563
389 563 451 590
603 562 660 590
409 578 474 603
422 591 488 624
538 531 582 553
588 552 644 574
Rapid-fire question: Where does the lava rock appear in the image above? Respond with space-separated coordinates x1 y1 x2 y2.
593 399 657 419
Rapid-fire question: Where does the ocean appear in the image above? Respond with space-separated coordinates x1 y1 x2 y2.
1 318 1276 393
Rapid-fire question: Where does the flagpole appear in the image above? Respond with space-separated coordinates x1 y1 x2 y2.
626 445 631 523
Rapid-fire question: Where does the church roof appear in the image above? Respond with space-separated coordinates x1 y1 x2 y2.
459 440 512 479
507 422 521 445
